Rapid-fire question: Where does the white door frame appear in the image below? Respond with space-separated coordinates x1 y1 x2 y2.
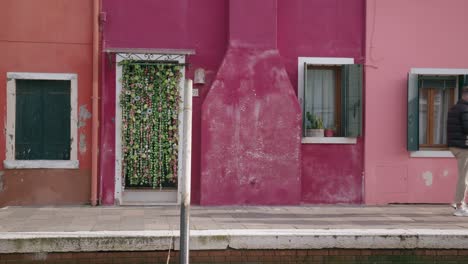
114 53 186 205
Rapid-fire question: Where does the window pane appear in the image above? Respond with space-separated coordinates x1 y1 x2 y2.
418 76 456 147
304 69 335 129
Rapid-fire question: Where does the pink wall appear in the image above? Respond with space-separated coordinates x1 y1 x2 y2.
364 0 468 204
100 0 365 205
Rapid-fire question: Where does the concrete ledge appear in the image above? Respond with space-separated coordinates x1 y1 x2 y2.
2 229 468 253
3 160 80 169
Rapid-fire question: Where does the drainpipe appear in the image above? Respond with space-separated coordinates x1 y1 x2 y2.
91 0 100 206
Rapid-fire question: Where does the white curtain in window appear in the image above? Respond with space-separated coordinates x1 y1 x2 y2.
433 89 450 144
304 69 335 129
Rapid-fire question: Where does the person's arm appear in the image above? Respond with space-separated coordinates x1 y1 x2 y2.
462 109 468 142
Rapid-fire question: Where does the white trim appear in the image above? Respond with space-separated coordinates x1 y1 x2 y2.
298 57 354 66
7 72 77 81
121 190 178 205
301 137 357 144
410 68 468 76
4 72 78 167
114 54 185 205
410 151 454 158
298 57 355 114
115 59 123 205
3 160 79 169
298 57 356 142
104 48 195 55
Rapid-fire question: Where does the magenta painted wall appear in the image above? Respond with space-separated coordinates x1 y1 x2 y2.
100 0 365 205
100 0 228 205
278 0 365 204
364 0 468 204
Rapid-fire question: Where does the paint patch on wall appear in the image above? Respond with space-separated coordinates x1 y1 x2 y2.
443 170 449 177
422 171 433 186
78 105 92 128
79 134 87 154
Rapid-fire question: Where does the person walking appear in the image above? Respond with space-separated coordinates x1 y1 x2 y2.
447 85 468 216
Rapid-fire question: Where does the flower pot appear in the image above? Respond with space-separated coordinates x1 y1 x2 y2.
325 129 335 137
306 129 324 137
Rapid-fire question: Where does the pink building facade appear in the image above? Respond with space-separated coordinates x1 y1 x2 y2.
99 0 365 205
364 0 468 204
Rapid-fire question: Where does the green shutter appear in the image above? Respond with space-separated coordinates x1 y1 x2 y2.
15 80 70 160
341 64 363 137
16 80 43 160
42 81 71 160
407 73 419 151
303 62 308 136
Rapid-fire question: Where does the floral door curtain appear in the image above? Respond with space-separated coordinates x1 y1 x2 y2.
120 62 182 189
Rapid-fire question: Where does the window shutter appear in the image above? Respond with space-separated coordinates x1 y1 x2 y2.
42 80 71 160
15 80 44 160
15 80 71 160
407 73 419 151
341 64 363 137
303 62 308 136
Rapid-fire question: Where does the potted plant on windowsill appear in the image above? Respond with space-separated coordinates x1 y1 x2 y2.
325 126 336 137
306 112 324 137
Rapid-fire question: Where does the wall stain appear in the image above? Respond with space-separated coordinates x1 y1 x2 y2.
443 170 449 177
78 105 92 128
422 171 433 186
79 134 87 154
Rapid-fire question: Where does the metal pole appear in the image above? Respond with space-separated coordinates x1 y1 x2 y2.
180 79 193 264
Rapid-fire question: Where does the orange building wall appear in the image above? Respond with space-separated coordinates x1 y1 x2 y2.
0 0 93 205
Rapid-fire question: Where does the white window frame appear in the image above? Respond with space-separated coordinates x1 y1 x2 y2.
298 57 357 144
114 53 186 205
409 68 468 158
4 72 79 169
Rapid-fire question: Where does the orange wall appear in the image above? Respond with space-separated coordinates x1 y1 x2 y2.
0 0 93 205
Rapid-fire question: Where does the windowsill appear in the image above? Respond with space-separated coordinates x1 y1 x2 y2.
410 151 454 158
3 160 79 169
301 137 357 144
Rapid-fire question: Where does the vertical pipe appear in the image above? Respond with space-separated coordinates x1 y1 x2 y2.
91 0 100 206
180 79 193 264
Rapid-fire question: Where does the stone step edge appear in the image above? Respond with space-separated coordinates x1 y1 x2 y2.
0 229 467 254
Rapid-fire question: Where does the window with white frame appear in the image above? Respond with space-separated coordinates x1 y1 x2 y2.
298 57 363 141
407 69 468 151
4 73 78 169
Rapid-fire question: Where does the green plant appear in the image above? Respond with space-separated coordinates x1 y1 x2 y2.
306 112 323 129
119 60 182 189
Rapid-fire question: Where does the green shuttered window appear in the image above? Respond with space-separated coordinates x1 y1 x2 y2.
407 74 467 151
15 80 71 160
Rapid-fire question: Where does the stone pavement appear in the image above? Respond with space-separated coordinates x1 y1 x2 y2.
0 204 465 232
1 204 468 253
